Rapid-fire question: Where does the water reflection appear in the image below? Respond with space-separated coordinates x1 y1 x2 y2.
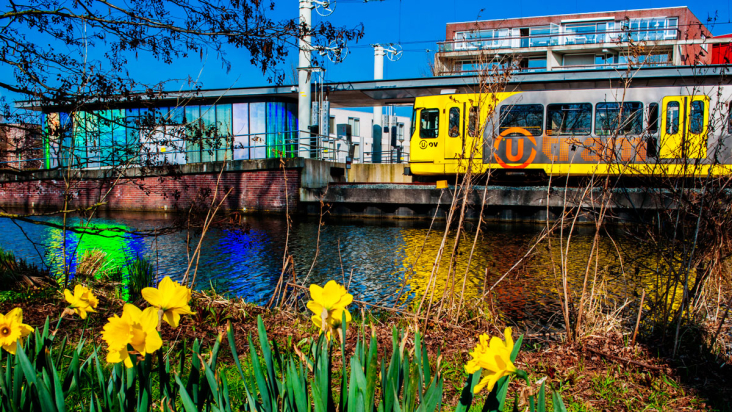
0 213 675 325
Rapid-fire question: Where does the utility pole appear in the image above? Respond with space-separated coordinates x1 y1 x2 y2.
372 45 384 163
298 0 313 158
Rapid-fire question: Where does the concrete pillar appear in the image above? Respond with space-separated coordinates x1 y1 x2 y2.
547 50 562 71
298 0 313 158
672 45 683 66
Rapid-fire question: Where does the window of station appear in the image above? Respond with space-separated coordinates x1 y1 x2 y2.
546 103 592 136
420 109 440 138
689 100 705 134
348 117 361 137
648 103 659 134
468 106 479 137
499 104 543 136
666 101 680 134
594 102 643 136
448 107 460 137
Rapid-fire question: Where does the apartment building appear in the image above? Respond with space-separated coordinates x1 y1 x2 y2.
435 7 712 76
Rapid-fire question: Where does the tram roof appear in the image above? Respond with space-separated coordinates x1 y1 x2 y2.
17 66 732 110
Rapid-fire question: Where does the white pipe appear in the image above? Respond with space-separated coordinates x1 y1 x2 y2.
372 45 384 163
298 0 312 158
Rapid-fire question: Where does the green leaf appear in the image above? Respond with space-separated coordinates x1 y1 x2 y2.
202 360 220 402
510 335 523 363
175 374 200 412
455 370 481 412
537 382 546 412
16 345 56 412
551 389 567 412
248 334 272 411
416 376 442 412
256 316 278 398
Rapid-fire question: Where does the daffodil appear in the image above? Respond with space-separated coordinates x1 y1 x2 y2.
101 304 162 367
63 284 99 319
0 308 34 354
465 328 517 394
141 276 195 328
306 280 353 340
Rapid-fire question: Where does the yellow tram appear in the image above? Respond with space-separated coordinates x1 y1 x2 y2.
408 86 730 177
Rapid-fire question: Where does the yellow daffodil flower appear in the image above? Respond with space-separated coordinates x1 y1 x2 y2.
0 308 34 355
141 276 195 328
63 284 99 319
306 280 353 340
465 327 517 394
101 304 162 367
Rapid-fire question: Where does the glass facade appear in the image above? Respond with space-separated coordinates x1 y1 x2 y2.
43 99 298 169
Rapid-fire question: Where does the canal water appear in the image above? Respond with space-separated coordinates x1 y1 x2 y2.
0 213 660 327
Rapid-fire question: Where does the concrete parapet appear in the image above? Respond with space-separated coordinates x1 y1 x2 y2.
304 183 676 222
347 164 412 184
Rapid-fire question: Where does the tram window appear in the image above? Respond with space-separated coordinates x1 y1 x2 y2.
448 107 460 137
546 103 592 136
689 100 705 134
468 106 479 137
499 104 543 136
648 103 659 134
420 109 440 138
594 102 643 136
666 101 680 134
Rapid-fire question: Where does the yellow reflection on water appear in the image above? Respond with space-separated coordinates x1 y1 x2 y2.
393 224 692 323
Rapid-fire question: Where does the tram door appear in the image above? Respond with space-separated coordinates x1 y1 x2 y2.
659 96 709 159
444 104 464 159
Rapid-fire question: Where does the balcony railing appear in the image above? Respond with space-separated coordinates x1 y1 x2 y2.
438 60 673 77
438 27 680 53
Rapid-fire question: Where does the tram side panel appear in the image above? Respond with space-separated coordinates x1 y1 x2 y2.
483 86 732 176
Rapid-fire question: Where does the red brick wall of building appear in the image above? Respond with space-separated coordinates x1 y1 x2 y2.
0 169 300 213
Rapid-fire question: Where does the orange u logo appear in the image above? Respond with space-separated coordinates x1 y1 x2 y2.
504 138 524 162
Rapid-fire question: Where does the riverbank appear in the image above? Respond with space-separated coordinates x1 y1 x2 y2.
3 284 729 411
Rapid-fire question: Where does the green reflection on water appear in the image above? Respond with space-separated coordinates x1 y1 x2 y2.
44 220 146 299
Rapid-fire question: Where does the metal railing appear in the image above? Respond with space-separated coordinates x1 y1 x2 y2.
20 130 409 171
438 59 673 76
438 27 680 53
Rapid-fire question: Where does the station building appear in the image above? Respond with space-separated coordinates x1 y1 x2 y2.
40 100 410 171
434 7 713 75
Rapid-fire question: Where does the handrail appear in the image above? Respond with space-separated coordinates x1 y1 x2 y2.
23 129 410 169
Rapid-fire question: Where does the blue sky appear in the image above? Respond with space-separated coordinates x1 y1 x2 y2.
154 0 732 91
7 0 732 100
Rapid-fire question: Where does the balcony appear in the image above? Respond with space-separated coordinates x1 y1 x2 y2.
438 60 674 77
438 27 680 53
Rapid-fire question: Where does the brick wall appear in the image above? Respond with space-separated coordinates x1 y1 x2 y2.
0 169 300 213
